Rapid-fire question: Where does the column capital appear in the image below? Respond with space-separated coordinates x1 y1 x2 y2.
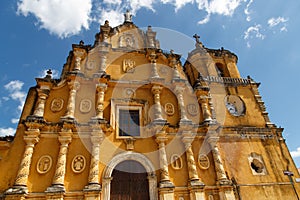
151 85 162 94
68 80 80 91
155 131 168 144
96 83 107 92
58 135 72 145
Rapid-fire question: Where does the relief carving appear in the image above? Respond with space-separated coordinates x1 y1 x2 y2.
80 99 92 113
198 154 210 170
51 98 64 112
164 103 175 116
122 59 135 73
72 155 86 173
187 103 198 116
171 154 182 170
37 155 52 174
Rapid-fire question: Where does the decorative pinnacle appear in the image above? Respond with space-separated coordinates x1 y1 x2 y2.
193 34 200 44
124 10 132 23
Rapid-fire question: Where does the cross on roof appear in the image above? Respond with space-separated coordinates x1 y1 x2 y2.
193 34 200 44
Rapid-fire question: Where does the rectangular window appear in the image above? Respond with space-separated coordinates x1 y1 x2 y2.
118 108 141 137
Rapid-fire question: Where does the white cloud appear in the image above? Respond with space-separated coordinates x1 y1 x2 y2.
268 17 288 27
243 24 265 48
0 127 16 137
161 0 194 12
11 118 19 124
244 0 254 22
291 147 300 158
98 9 124 28
268 17 288 33
4 80 26 113
17 0 93 38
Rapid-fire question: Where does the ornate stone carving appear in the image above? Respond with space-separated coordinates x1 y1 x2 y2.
72 155 86 173
164 103 175 116
47 134 72 192
73 50 85 71
175 86 189 122
207 136 230 185
37 155 52 174
181 131 204 187
63 81 80 119
86 60 95 70
151 85 164 121
171 154 182 170
123 88 135 98
85 127 104 191
186 103 199 116
198 154 210 170
33 88 49 117
122 59 135 73
94 83 107 119
155 131 174 188
80 99 92 113
14 132 40 187
51 98 64 112
119 34 135 48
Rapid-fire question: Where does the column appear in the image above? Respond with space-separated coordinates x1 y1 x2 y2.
46 134 72 192
182 131 204 187
198 96 212 122
63 81 80 119
174 86 189 122
155 131 173 188
85 128 104 190
94 83 107 119
148 51 159 79
207 136 230 185
151 85 164 121
32 88 49 117
73 51 85 71
169 55 180 80
7 129 40 194
99 53 107 73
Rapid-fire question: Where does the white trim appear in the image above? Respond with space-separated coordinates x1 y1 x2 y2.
102 151 158 200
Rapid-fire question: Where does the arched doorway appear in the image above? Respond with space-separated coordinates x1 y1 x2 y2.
102 151 158 200
110 160 150 200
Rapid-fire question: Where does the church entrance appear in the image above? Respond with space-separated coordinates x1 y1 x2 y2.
110 160 150 200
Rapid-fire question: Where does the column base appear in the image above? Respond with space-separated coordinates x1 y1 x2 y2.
189 179 205 189
5 185 28 195
218 179 232 186
45 184 65 193
159 180 174 189
84 183 101 192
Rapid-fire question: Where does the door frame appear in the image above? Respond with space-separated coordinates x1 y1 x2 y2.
102 151 158 200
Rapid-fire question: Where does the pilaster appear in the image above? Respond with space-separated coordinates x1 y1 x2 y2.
46 131 72 193
94 83 107 119
62 81 80 120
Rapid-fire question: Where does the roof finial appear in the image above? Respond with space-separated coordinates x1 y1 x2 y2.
124 9 132 23
193 33 204 48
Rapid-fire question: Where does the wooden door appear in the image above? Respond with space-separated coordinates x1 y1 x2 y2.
110 161 150 200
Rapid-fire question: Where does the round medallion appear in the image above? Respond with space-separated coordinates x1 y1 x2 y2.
80 99 92 113
224 95 245 116
198 154 210 170
51 98 64 112
72 155 86 173
164 103 175 116
37 155 52 174
171 154 183 170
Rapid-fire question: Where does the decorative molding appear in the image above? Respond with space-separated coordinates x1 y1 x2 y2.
37 155 52 174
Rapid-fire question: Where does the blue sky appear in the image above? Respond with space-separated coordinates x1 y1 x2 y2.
0 0 299 167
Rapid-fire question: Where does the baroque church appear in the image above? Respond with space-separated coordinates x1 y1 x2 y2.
0 11 299 200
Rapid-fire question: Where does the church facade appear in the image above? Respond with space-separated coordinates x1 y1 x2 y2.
0 11 299 200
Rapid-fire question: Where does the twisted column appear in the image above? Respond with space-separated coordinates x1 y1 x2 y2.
63 81 80 119
15 131 40 187
151 85 164 121
47 134 72 192
95 83 107 119
207 136 230 185
85 128 104 190
33 88 49 117
155 131 174 188
175 86 189 122
73 50 85 71
182 131 204 187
